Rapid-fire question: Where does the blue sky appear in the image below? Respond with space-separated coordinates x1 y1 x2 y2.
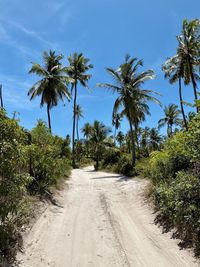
0 0 199 137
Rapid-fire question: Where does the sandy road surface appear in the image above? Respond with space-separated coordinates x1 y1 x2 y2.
18 166 199 267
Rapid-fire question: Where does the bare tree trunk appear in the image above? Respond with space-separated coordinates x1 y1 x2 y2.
72 83 77 168
0 85 3 109
47 104 51 132
179 78 188 130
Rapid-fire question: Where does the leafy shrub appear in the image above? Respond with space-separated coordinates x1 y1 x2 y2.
149 114 200 255
152 171 200 254
186 113 200 163
0 110 32 266
149 131 190 183
102 148 121 166
28 121 71 194
135 158 150 177
115 154 135 176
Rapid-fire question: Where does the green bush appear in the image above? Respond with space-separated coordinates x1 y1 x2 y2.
115 154 135 176
149 132 190 183
149 114 200 255
102 148 121 166
152 171 200 253
28 121 71 194
0 110 32 266
0 114 71 265
135 158 150 177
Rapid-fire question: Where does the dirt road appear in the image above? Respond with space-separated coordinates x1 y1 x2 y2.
18 167 199 267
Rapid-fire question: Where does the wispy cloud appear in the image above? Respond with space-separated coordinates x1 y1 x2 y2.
0 17 60 57
0 73 38 111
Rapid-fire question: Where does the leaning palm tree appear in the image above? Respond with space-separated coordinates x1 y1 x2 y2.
162 55 188 130
98 54 160 166
158 104 181 137
75 104 84 140
28 50 71 132
177 19 200 112
66 53 93 167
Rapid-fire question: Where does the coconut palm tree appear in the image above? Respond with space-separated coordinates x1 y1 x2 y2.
149 128 162 151
177 19 200 112
162 55 188 130
75 104 84 140
28 50 71 132
98 54 160 166
116 131 124 148
112 113 121 143
82 122 92 157
90 121 111 170
66 53 93 167
158 104 181 137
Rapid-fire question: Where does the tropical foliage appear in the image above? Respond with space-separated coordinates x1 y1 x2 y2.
1 18 200 263
98 54 160 167
28 51 71 132
0 110 71 266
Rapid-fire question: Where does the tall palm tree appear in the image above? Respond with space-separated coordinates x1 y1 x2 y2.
98 54 160 166
177 19 200 112
75 104 84 140
82 122 92 157
28 50 71 132
90 120 111 170
162 55 188 130
158 104 181 137
82 122 92 139
116 131 124 148
149 128 162 151
141 126 150 148
112 113 121 142
66 53 93 167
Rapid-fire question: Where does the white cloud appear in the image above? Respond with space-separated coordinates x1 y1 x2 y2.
0 73 38 111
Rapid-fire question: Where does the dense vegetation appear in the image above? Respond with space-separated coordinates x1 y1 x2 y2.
0 18 200 264
0 110 71 266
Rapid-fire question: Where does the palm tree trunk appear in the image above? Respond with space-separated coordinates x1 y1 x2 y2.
72 82 77 168
114 126 117 145
128 116 136 167
188 57 198 113
134 123 140 156
0 85 3 109
179 78 188 130
76 117 79 141
47 104 51 132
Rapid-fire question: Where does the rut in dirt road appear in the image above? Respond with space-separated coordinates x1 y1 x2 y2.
18 167 199 267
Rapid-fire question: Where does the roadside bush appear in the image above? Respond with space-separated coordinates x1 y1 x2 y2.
149 131 190 183
149 114 200 255
28 121 71 195
0 110 32 266
135 158 150 177
152 171 200 254
115 154 135 176
102 148 120 166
